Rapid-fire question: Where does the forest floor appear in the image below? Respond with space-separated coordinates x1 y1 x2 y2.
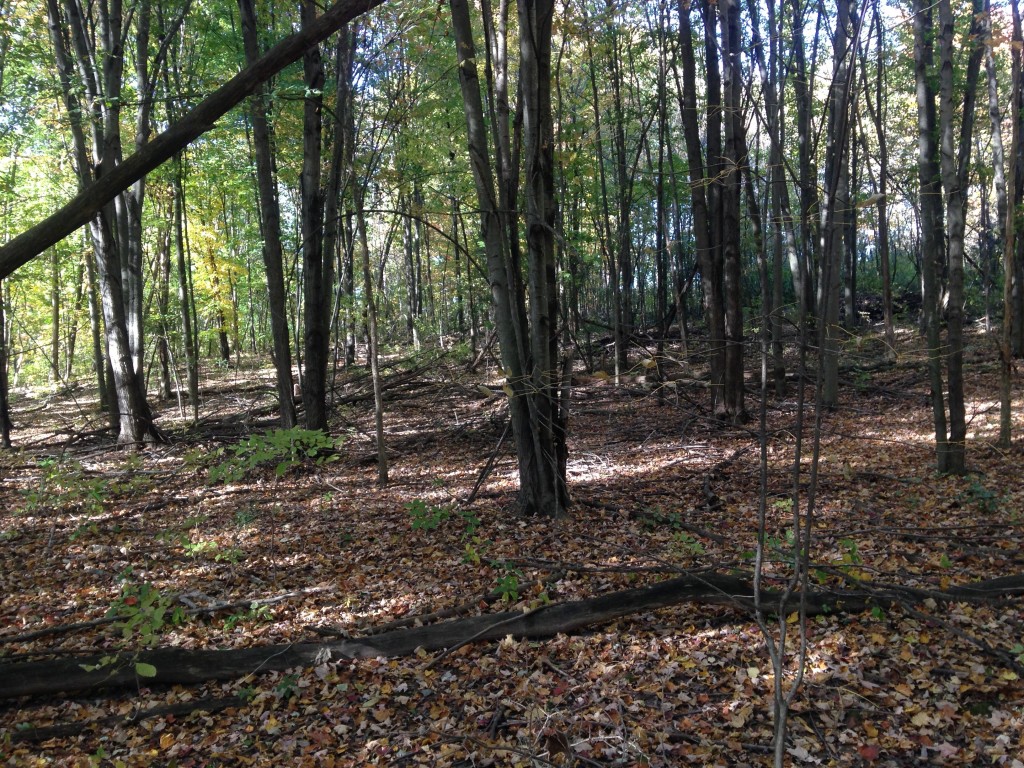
1 325 1023 767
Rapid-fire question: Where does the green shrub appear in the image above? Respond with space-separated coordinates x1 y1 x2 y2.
207 428 342 484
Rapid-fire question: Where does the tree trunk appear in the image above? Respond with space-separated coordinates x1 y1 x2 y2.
675 0 726 419
719 0 746 423
449 0 568 516
0 280 11 448
914 0 951 472
790 0 820 321
48 0 158 446
299 0 332 434
50 249 60 384
356 203 388 485
1002 0 1022 447
170 157 199 422
0 0 387 281
239 0 297 429
936 0 984 474
865 4 895 359
820 0 855 409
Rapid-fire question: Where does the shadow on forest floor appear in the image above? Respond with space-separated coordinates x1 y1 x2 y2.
1 326 1022 766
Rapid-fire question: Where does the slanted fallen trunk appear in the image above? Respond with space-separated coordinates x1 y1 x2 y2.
1 571 1020 700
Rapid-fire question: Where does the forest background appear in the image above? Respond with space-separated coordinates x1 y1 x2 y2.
0 0 1023 765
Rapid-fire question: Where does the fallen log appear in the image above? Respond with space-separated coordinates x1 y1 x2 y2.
1 571 1020 701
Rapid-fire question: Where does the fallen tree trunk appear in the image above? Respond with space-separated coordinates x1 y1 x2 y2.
1 571 1020 701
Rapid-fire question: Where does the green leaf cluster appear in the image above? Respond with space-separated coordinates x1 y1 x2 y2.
207 428 342 484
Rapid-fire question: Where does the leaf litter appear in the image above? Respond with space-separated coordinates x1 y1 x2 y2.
0 334 1022 766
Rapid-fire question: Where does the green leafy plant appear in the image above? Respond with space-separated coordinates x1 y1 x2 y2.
407 499 450 531
960 479 1001 514
233 507 259 528
838 538 862 566
183 539 245 563
274 673 300 699
224 602 273 632
81 572 184 678
461 535 490 565
493 564 523 603
208 428 342 484
406 500 480 538
106 578 184 648
672 531 706 555
183 540 219 558
22 456 109 517
639 507 684 531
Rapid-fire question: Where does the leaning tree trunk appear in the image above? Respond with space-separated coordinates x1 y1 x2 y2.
0 0 388 281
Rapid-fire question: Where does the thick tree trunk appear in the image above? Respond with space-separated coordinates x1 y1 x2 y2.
239 0 297 429
449 0 567 516
519 0 568 514
675 0 725 419
48 0 158 446
299 0 332 434
820 0 855 409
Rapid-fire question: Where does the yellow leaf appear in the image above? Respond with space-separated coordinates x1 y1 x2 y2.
999 669 1019 681
159 733 175 750
786 612 799 624
911 711 932 727
864 721 878 738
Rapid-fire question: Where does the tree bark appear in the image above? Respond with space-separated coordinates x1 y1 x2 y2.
3 570 1021 702
719 0 746 422
299 0 332 434
449 0 568 516
914 0 951 471
675 0 726 419
937 0 984 475
239 0 297 429
1002 0 1022 446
